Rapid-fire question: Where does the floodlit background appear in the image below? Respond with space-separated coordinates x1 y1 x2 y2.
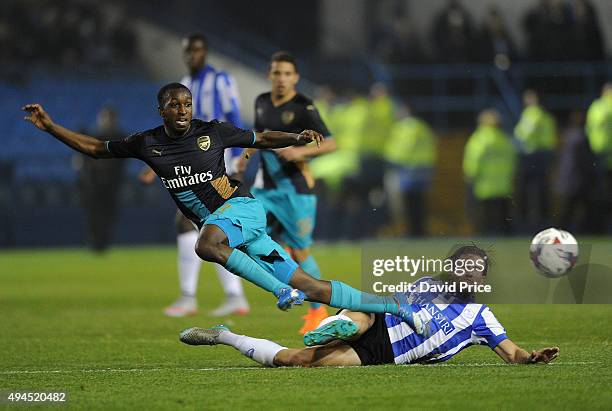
2 1 612 409
3 0 612 247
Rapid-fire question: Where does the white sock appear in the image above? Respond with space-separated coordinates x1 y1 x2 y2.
215 264 246 299
316 314 353 329
218 331 286 367
177 231 202 297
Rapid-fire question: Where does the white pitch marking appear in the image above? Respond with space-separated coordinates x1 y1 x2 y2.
0 361 603 375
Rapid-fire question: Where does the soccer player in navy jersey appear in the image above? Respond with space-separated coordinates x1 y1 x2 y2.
22 84 423 327
240 52 337 334
180 246 559 367
139 33 249 318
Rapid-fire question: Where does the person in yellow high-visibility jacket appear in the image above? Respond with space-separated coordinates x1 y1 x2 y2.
383 104 436 236
514 89 556 231
464 109 517 234
586 83 612 169
586 83 612 227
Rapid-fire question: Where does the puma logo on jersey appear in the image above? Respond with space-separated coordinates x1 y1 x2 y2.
152 149 163 156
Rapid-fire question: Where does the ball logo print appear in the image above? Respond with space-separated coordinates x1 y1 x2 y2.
530 228 579 277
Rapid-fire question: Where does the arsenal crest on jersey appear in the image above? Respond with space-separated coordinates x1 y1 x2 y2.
197 135 211 151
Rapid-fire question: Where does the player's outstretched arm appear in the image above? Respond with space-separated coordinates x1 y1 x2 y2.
252 129 324 149
22 104 113 159
494 339 559 364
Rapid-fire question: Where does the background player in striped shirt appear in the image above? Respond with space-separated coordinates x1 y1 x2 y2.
141 33 249 318
180 246 559 367
238 52 337 334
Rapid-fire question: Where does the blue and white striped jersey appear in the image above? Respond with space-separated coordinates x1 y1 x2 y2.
385 277 507 364
180 64 242 173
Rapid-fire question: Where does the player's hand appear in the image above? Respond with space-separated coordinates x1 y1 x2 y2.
22 104 54 131
277 147 305 162
530 346 559 364
138 166 157 185
298 129 324 147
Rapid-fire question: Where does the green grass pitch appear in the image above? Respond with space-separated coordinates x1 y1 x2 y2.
1 239 611 410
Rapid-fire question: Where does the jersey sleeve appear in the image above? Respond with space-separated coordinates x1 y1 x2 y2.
472 306 508 349
303 103 331 137
216 121 256 148
105 133 143 159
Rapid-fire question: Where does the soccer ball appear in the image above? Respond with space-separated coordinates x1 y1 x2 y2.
530 228 579 277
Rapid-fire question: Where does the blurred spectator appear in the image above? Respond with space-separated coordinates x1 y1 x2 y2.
430 0 477 63
463 109 516 235
514 90 557 232
383 104 436 237
372 17 427 64
74 106 125 252
557 111 603 233
322 90 370 239
567 0 605 61
476 6 517 67
364 83 395 158
523 0 571 61
586 83 612 229
1 0 137 71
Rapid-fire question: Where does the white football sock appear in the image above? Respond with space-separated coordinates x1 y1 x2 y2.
218 331 286 367
177 231 202 297
215 264 246 298
316 314 354 329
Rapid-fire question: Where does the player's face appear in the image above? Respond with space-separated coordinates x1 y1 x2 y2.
451 253 487 287
184 39 207 73
159 90 193 136
269 61 299 97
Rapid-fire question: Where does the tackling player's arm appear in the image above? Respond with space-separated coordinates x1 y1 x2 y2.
493 339 559 364
22 104 114 159
253 129 324 149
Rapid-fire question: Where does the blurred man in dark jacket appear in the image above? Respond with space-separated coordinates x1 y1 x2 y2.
75 106 125 252
557 111 603 233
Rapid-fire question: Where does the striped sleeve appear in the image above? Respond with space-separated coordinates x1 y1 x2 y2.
472 306 507 349
216 72 242 127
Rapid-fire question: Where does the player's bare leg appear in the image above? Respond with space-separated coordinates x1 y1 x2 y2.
274 341 362 367
165 213 250 317
194 225 304 309
180 325 363 367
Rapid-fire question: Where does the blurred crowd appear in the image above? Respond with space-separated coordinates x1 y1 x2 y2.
0 0 137 68
372 0 605 65
311 83 436 239
311 82 612 239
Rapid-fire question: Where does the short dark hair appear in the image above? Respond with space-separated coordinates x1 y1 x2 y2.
270 51 298 72
157 83 191 106
186 33 208 50
448 245 489 277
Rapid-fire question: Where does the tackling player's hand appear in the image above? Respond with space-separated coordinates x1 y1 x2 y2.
298 129 324 147
529 346 559 364
22 104 54 131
